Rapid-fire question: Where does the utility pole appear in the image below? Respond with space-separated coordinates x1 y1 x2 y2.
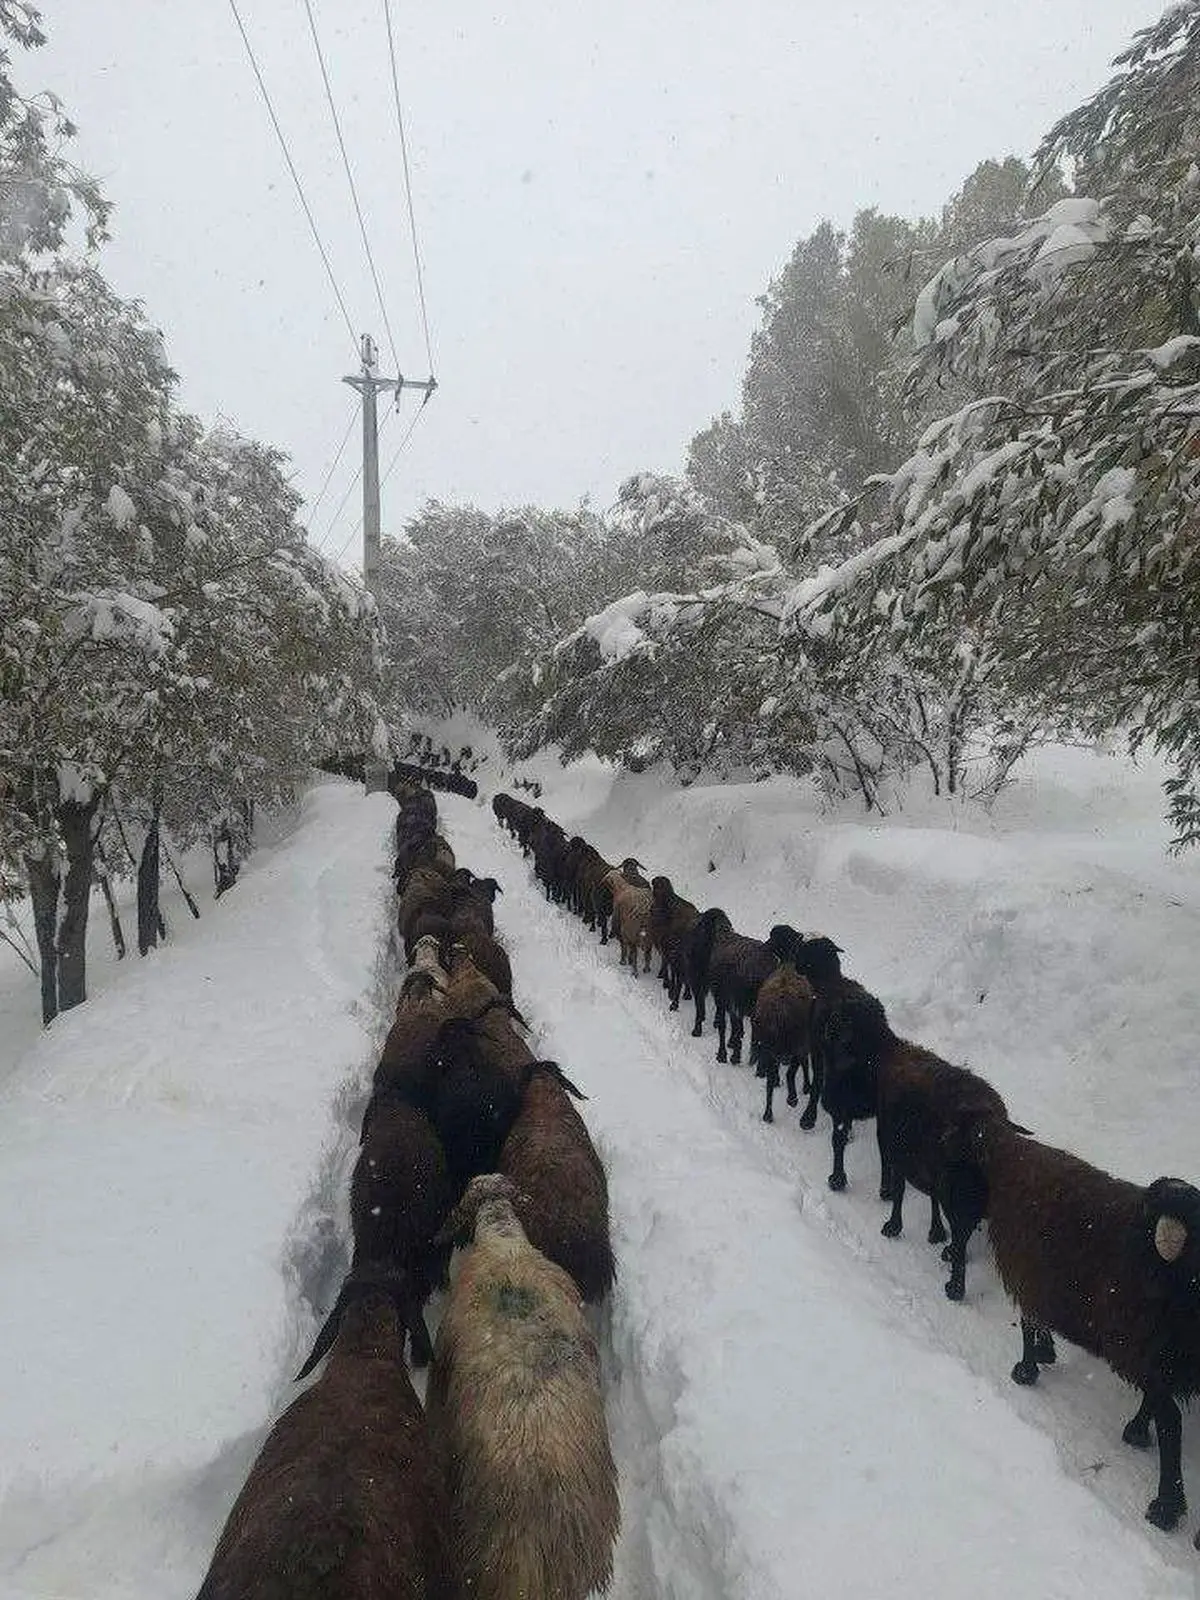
342 332 436 597
343 333 435 795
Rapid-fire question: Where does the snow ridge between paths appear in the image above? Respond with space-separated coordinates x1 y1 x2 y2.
439 792 1192 1600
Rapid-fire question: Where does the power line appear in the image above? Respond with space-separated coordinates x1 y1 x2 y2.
321 404 394 553
332 390 432 567
225 0 359 355
308 404 358 520
382 0 435 375
302 0 403 377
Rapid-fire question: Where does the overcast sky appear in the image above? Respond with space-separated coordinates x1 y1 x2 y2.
35 1 1160 570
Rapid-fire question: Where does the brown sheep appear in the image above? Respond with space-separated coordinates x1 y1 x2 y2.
499 1065 614 1304
751 960 814 1124
648 876 698 1009
978 1119 1200 1532
428 1175 619 1600
197 1270 456 1600
822 991 1006 1299
611 878 653 974
303 1098 454 1371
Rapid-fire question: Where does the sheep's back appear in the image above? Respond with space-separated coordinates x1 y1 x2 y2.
983 1126 1168 1382
501 1077 614 1302
753 966 814 1051
431 1246 617 1600
198 1359 454 1600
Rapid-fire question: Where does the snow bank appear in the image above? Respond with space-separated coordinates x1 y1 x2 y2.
0 780 396 1599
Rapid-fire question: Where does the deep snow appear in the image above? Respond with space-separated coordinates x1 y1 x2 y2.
1 744 1199 1598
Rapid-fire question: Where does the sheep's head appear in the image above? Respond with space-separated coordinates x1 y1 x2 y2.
793 935 844 982
434 1173 527 1247
411 934 443 965
1143 1178 1200 1277
767 924 803 962
474 877 503 903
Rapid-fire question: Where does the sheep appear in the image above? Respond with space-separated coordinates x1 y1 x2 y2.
411 932 450 991
976 1119 1200 1532
425 1008 535 1194
821 992 1006 1298
576 847 618 941
751 958 814 1125
594 858 648 947
306 1098 454 1370
499 1062 614 1304
374 975 447 1112
428 1174 619 1600
196 1267 456 1600
434 925 514 1000
789 934 873 1138
398 865 456 945
647 875 698 1009
684 909 776 1063
610 876 653 974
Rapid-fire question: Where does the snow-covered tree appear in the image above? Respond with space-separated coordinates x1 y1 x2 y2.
791 4 1200 846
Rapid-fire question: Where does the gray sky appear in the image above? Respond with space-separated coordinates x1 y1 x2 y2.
36 0 1160 570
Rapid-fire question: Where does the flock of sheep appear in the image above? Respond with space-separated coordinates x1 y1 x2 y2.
195 781 620 1600
493 790 1200 1549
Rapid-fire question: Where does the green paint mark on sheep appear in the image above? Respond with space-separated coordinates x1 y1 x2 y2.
493 1280 538 1318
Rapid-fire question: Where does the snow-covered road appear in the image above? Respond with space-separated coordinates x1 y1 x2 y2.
1 752 1197 1599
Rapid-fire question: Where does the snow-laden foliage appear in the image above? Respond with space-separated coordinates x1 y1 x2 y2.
0 12 383 1018
789 3 1200 846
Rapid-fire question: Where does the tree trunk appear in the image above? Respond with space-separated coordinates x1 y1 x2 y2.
94 844 127 960
56 797 101 1013
25 850 60 1025
137 808 161 956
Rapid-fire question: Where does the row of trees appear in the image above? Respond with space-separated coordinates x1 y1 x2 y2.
381 6 1200 845
1 7 384 1021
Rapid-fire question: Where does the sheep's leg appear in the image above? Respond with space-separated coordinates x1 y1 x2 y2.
761 1052 779 1123
784 1059 800 1105
942 1219 970 1301
729 1011 745 1066
927 1192 948 1246
715 999 729 1063
598 911 609 944
691 982 706 1037
828 1119 851 1190
798 1061 821 1130
1123 1393 1154 1449
1011 1318 1049 1385
881 1172 905 1236
876 1119 894 1202
643 943 653 974
1145 1393 1186 1530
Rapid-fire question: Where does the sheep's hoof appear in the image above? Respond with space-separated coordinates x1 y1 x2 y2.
1145 1491 1186 1532
786 1090 798 1107
928 1221 948 1245
944 1276 965 1302
716 1049 728 1064
881 1217 902 1239
941 1244 954 1263
828 1171 847 1192
730 1051 742 1066
1123 1418 1153 1449
762 1108 773 1124
691 1024 703 1038
669 999 679 1012
798 1108 817 1130
1011 1360 1040 1386
754 1064 766 1079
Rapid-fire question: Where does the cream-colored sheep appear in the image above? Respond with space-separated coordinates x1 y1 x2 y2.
428 1174 619 1600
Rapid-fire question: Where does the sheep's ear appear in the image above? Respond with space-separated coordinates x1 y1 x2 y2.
1154 1215 1189 1263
